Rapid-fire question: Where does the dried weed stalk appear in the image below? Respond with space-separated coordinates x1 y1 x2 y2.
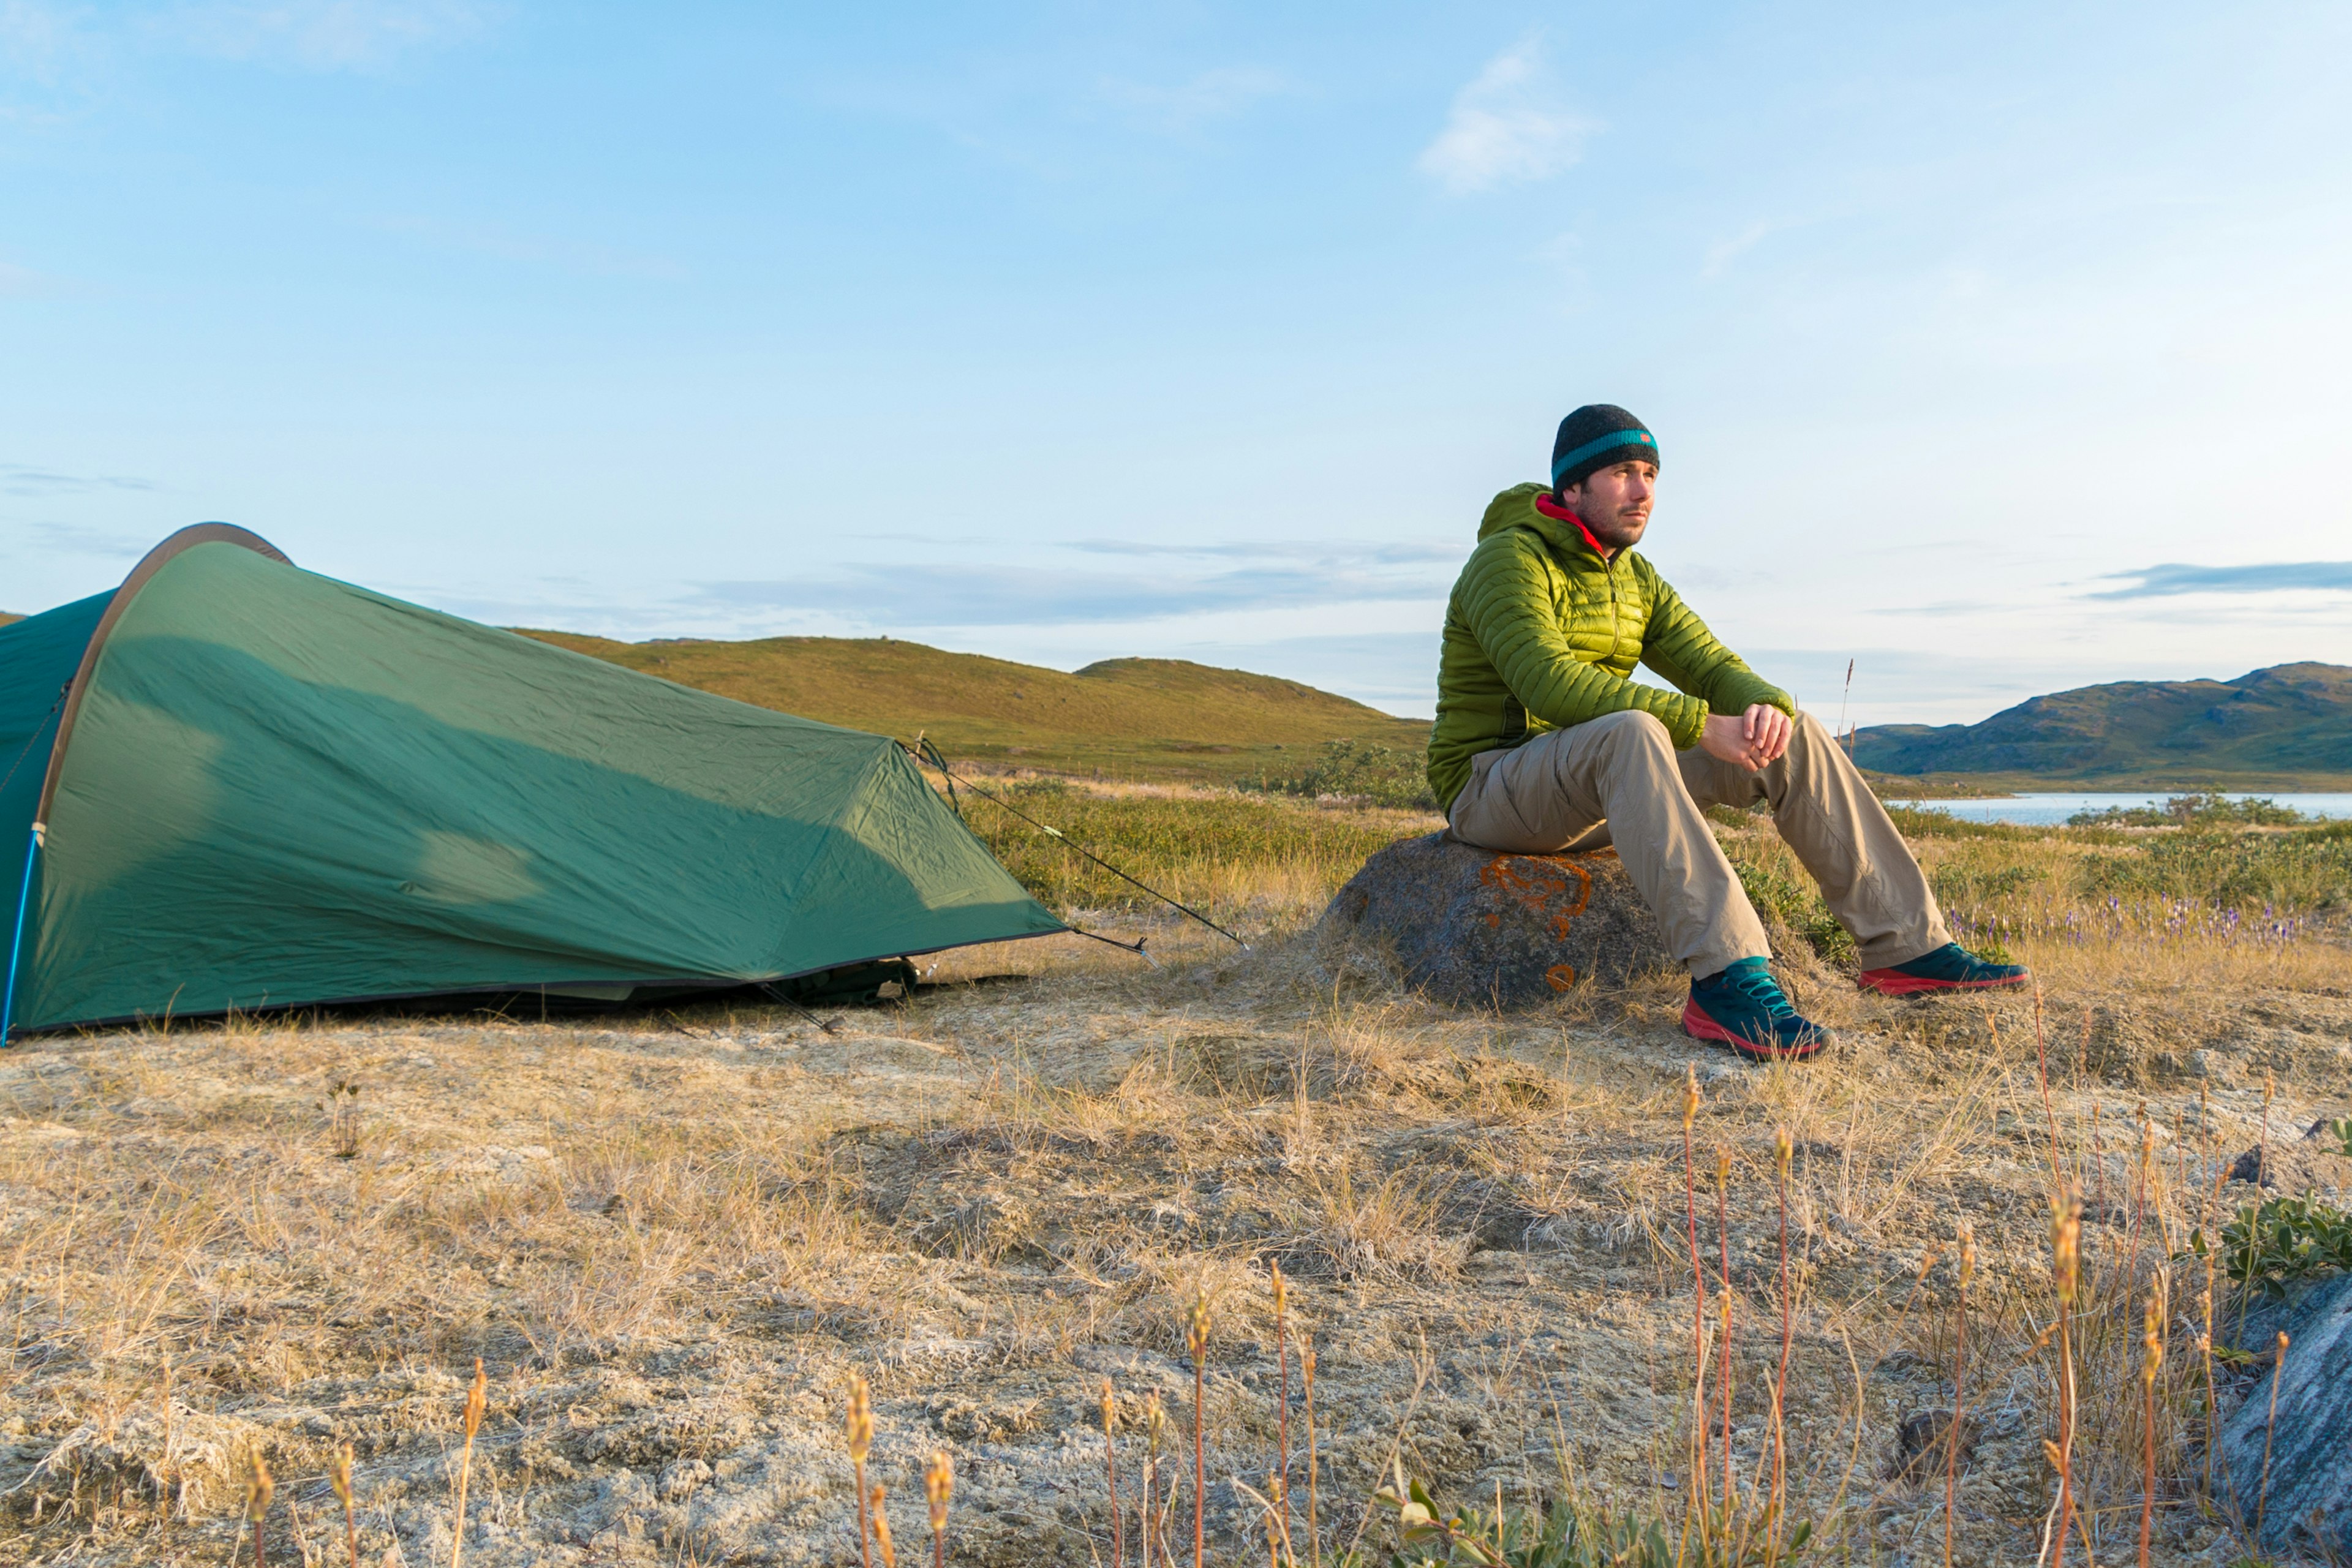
450 1359 485 1568
1187 1291 1212 1568
242 1449 274 1568
1101 1376 1123 1568
924 1450 954 1568
848 1371 875 1568
329 1442 358 1568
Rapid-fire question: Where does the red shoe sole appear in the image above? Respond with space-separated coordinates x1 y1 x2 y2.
1856 970 2031 997
1681 1000 1827 1061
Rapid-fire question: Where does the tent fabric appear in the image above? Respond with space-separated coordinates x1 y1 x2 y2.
1 533 1064 1032
1 591 108 854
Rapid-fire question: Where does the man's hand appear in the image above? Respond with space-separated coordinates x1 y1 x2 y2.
1700 704 1794 772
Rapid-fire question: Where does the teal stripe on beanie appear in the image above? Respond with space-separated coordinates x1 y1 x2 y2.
1550 404 1658 488
1550 428 1657 484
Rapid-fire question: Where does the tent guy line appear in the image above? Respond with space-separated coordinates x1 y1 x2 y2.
0 684 69 801
911 735 1250 951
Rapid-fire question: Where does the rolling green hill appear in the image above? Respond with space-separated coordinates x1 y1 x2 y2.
1854 662 2352 788
519 631 1431 785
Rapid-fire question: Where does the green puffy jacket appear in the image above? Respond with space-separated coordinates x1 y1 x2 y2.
1426 483 1795 811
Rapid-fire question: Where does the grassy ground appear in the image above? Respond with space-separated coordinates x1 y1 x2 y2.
2 789 2348 1566
956 777 1433 925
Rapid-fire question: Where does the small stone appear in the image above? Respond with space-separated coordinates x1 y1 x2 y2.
2226 1136 2352 1197
1891 1408 1979 1482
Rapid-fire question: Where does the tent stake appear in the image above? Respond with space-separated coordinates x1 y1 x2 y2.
758 982 840 1035
1 822 42 1050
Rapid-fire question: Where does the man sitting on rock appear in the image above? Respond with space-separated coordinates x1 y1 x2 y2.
1428 403 2027 1060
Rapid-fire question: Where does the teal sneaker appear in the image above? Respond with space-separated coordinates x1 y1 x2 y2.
1682 957 1831 1061
1858 942 2030 997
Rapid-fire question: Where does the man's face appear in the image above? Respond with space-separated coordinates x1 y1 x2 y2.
1562 460 1657 551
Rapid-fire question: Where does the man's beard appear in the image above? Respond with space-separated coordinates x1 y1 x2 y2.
1584 507 1649 551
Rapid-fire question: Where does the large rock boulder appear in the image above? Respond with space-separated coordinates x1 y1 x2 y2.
2224 1272 2352 1555
1315 832 1672 1009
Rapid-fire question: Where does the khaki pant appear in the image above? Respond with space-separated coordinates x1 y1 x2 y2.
1446 709 1948 979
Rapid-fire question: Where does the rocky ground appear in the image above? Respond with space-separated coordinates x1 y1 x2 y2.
1 916 2348 1566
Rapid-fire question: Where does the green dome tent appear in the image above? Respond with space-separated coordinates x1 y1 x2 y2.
0 525 1066 1038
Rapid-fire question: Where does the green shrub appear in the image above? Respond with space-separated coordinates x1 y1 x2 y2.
2189 1196 2352 1302
1930 862 2041 905
1242 739 1438 812
1882 805 2046 841
2068 791 2305 828
1349 1477 1663 1567
1728 856 1854 965
1347 1471 1809 1566
2076 827 2352 910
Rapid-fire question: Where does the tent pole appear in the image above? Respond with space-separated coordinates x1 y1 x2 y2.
0 822 40 1050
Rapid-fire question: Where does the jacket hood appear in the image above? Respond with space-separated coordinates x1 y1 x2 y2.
1479 481 1600 561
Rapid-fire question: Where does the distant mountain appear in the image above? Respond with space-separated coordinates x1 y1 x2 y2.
520 631 1429 785
1853 663 2352 785
0 612 19 627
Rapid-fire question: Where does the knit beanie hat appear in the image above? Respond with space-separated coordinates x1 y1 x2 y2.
1550 404 1659 490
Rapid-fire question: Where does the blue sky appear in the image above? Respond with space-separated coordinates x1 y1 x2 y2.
5 2 2348 725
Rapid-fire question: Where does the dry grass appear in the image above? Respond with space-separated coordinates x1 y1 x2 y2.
1 794 2348 1565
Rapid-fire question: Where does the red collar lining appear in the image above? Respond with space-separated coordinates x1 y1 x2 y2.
1533 491 1614 559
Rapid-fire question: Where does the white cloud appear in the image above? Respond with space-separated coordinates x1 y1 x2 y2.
1098 65 1290 132
0 1 80 72
1417 37 1591 195
156 1 488 71
0 464 155 495
0 0 107 121
1702 221 1777 278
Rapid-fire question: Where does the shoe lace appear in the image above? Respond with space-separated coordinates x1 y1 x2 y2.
1718 966 1796 1019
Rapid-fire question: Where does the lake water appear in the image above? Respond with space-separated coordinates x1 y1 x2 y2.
1889 792 2352 827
